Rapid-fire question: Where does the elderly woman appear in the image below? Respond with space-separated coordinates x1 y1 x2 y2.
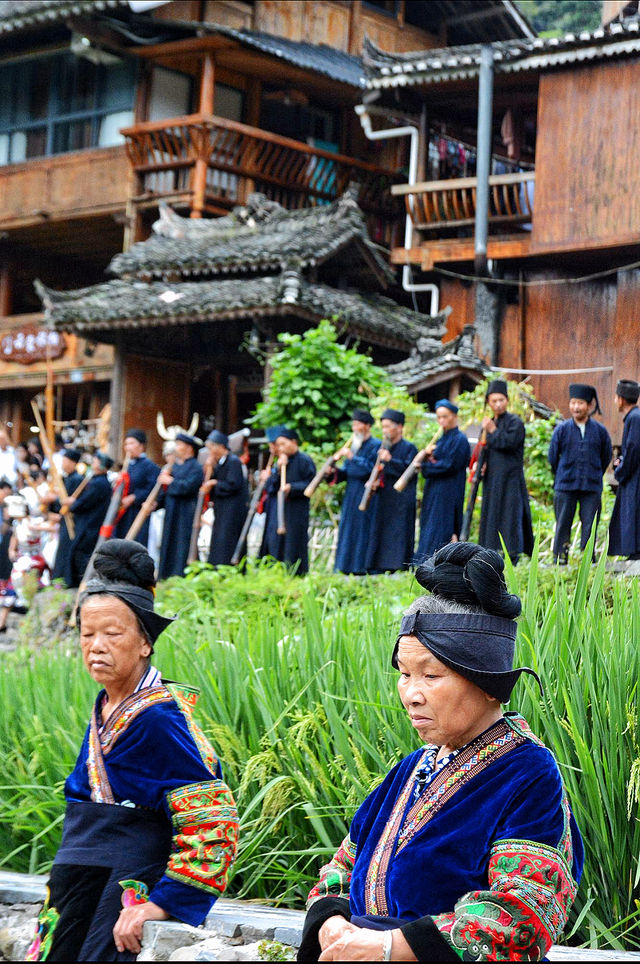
26 540 238 962
299 543 583 962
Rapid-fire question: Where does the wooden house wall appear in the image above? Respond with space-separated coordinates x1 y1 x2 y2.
532 59 640 254
121 355 192 464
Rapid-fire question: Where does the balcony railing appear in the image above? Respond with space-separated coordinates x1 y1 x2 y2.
392 172 535 232
121 113 404 246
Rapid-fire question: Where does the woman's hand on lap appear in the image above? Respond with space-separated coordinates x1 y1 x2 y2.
113 900 169 954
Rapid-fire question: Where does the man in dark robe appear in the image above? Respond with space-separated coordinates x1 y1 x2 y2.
415 400 470 564
366 409 417 573
260 428 315 574
49 448 84 585
202 430 248 566
258 426 284 562
548 384 612 563
609 379 640 559
157 432 204 579
478 379 533 563
65 451 113 587
332 409 381 575
114 429 160 548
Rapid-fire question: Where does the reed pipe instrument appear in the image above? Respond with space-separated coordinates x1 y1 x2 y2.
303 435 354 498
187 459 214 564
359 435 390 512
231 453 273 565
460 426 488 542
276 461 287 535
124 459 173 541
30 400 75 539
393 427 443 493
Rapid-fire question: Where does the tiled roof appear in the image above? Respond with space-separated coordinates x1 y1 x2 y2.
110 194 393 286
210 25 364 88
36 274 448 351
364 17 640 88
386 324 487 390
0 0 126 32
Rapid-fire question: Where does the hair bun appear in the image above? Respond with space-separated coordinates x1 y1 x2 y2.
415 543 521 619
92 539 156 589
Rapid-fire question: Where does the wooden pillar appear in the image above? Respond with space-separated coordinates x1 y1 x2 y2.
228 375 238 431
109 338 125 459
518 273 526 369
191 53 215 219
242 79 262 201
348 0 363 55
0 254 13 319
448 376 461 401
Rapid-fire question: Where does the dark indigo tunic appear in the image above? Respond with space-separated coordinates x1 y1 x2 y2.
158 458 203 579
479 412 533 559
301 714 583 963
366 438 418 573
69 474 112 587
415 428 470 564
207 453 248 566
609 406 640 556
548 418 612 492
114 455 161 547
260 450 316 574
334 436 381 575
51 470 83 586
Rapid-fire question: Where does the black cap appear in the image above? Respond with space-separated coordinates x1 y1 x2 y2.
381 408 405 425
206 430 229 448
62 448 82 463
351 408 374 426
176 432 203 450
569 383 601 414
125 428 147 445
486 379 508 400
616 380 640 403
95 451 114 471
276 428 299 441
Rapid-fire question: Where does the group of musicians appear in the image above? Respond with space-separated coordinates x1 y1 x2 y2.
36 372 640 588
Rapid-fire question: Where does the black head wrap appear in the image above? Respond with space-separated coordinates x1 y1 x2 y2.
352 408 374 426
616 380 640 403
95 451 114 471
392 543 542 703
381 408 405 425
485 379 508 400
276 427 299 441
125 428 147 445
78 539 175 644
62 448 82 463
569 383 601 414
207 430 229 448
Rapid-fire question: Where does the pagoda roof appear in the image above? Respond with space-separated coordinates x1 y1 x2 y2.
110 194 393 289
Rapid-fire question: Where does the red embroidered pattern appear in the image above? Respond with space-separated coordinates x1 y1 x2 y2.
165 683 219 774
166 781 238 895
307 834 357 908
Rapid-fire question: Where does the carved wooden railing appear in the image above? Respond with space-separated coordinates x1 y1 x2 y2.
121 113 403 245
391 171 535 232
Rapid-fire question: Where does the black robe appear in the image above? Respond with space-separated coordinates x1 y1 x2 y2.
114 455 161 547
609 406 640 556
260 450 315 574
365 437 418 573
207 453 248 566
334 436 381 575
51 470 83 586
158 458 204 580
415 427 470 564
70 474 113 587
479 411 533 560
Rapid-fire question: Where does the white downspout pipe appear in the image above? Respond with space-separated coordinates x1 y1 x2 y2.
355 103 439 316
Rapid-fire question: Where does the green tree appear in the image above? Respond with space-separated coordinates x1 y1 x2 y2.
515 0 601 37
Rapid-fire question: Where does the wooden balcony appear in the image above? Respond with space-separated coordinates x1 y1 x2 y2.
392 171 535 233
121 113 404 246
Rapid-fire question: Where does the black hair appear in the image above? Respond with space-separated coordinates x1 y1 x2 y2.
415 543 521 620
92 539 156 590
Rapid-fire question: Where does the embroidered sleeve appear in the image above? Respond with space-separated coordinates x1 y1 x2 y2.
148 779 238 926
429 838 578 961
306 834 357 908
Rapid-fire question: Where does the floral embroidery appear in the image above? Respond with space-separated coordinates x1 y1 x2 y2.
25 886 59 961
307 834 357 907
165 682 219 774
165 780 238 895
119 879 150 907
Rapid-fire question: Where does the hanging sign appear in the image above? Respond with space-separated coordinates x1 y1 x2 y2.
0 326 65 365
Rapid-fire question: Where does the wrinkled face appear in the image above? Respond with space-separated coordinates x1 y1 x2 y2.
487 393 508 416
351 419 371 437
380 419 402 443
396 635 499 749
569 398 590 421
80 596 151 692
276 437 298 457
435 407 458 431
124 437 144 459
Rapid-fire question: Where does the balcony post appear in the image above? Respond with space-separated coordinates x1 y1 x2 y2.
474 44 494 275
191 53 215 219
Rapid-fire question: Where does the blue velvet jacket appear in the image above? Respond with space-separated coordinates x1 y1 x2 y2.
304 714 583 962
548 418 612 492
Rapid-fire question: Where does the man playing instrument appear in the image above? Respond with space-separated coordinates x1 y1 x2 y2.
260 429 315 574
157 432 203 580
331 409 380 575
415 401 470 565
478 380 533 564
366 409 417 574
115 429 160 549
202 430 248 567
608 379 640 561
63 452 113 588
548 384 612 564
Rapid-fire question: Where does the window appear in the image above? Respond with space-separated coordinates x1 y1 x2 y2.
0 51 136 165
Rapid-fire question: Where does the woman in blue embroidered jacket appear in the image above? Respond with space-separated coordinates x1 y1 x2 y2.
27 539 238 963
299 543 583 962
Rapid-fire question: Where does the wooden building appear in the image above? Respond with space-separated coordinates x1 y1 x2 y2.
0 0 532 448
362 16 640 440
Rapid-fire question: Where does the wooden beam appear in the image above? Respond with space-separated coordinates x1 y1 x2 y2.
390 235 533 270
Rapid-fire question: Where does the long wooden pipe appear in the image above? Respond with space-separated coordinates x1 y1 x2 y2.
231 452 273 565
359 435 390 512
304 435 354 498
30 399 74 539
125 459 173 541
187 459 214 564
276 461 287 535
393 427 443 493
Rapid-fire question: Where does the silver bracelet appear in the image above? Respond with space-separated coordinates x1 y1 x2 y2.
382 930 393 962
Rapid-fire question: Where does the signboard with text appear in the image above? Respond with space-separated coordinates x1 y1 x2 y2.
0 326 65 365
